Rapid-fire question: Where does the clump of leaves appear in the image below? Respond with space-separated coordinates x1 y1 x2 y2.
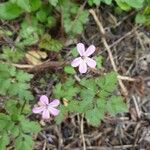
54 72 128 126
39 34 63 52
0 64 33 101
0 100 41 150
61 0 89 36
1 46 24 63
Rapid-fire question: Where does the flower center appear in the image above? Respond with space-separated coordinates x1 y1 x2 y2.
81 56 86 60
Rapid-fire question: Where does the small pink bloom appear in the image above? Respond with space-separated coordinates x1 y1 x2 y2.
71 43 96 73
32 95 60 120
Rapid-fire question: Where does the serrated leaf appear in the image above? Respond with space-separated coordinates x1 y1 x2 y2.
39 34 63 52
64 66 75 74
15 134 34 150
49 0 58 6
0 114 11 131
17 0 31 12
16 71 33 82
135 14 146 24
93 0 101 5
0 132 9 150
115 0 131 11
95 56 103 69
125 0 144 9
0 2 22 20
55 105 67 124
29 0 41 11
80 89 95 102
36 10 47 23
80 78 97 92
20 118 41 134
53 83 63 99
102 0 112 5
85 107 103 126
96 72 117 92
107 96 128 115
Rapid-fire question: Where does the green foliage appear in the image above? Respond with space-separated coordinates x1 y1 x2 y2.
0 64 33 101
62 0 89 36
53 77 79 100
64 66 76 74
0 2 22 20
0 99 41 150
135 1 150 25
1 46 24 63
39 34 63 52
107 96 128 115
54 72 127 127
95 56 103 69
49 0 59 7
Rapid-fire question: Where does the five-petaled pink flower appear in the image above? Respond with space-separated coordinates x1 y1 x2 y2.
71 43 96 73
32 95 60 119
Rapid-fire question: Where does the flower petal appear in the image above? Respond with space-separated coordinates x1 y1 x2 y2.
77 43 85 56
71 57 82 67
42 109 50 119
32 106 45 114
49 99 60 107
49 107 60 116
85 45 96 56
85 57 96 68
40 95 49 105
79 60 87 73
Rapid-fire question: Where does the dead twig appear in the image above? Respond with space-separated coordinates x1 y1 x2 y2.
0 60 65 73
81 114 86 150
89 9 128 96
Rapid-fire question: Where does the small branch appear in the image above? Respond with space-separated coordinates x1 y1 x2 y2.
81 114 86 150
1 60 65 73
89 9 128 96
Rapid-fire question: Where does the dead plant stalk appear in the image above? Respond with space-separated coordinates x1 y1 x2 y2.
89 9 129 96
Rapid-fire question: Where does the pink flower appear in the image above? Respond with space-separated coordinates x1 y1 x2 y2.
32 95 60 119
71 43 96 73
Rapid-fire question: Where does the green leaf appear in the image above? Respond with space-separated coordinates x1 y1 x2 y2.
71 48 78 57
125 0 144 9
95 56 103 69
93 0 101 5
0 114 11 131
135 14 146 24
5 100 21 116
107 96 128 115
102 0 112 5
0 2 22 20
29 0 41 11
15 134 34 150
49 0 58 6
0 132 9 150
96 72 118 92
64 66 75 74
1 46 24 63
11 126 20 138
39 34 63 52
53 83 63 99
20 119 41 134
36 9 47 23
80 89 95 102
85 107 103 126
16 0 31 12
80 78 97 92
16 71 33 82
96 98 106 110
115 0 131 11
55 105 67 124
